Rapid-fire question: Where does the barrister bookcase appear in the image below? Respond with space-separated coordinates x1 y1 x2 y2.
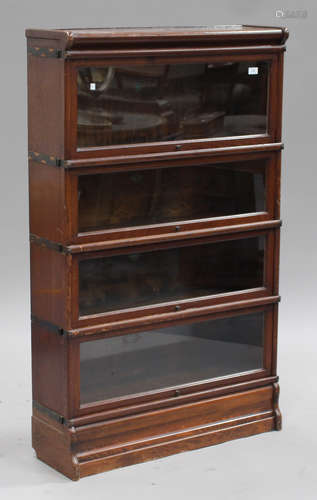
26 25 288 480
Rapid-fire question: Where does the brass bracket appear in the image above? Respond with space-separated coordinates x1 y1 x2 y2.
31 316 69 337
33 401 67 426
28 151 66 168
28 47 65 59
30 234 71 255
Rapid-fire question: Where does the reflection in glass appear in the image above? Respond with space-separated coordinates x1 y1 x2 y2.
77 61 269 148
78 160 266 232
80 311 265 404
79 236 265 316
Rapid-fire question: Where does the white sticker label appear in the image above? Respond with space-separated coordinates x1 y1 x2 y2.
248 67 259 75
90 82 96 91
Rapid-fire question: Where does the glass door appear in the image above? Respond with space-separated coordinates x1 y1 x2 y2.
74 231 272 325
76 60 269 149
76 158 268 235
67 54 279 158
79 308 268 406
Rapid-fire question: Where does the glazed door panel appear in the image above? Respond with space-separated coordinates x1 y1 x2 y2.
77 159 267 233
78 234 266 317
66 53 280 159
79 310 266 405
77 60 269 149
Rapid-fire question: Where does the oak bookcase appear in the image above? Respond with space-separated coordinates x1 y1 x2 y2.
26 25 288 480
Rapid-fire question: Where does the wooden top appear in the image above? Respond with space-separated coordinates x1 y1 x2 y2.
25 25 289 49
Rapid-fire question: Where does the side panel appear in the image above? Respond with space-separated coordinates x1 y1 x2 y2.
30 243 71 328
27 44 65 158
32 323 68 416
29 161 70 243
32 409 79 480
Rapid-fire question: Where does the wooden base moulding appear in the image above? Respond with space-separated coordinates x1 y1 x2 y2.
32 383 281 480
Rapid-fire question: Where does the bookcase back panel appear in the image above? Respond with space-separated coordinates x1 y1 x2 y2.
80 310 265 405
78 159 266 233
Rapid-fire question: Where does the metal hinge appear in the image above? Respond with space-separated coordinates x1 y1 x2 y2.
33 401 67 425
30 234 70 254
28 47 65 59
28 151 66 168
31 316 69 337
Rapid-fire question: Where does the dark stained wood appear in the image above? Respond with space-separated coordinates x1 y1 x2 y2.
29 161 68 242
27 48 64 158
32 409 79 480
63 45 286 60
27 25 287 480
25 26 288 49
67 219 281 253
275 52 285 142
30 242 71 329
32 384 278 480
271 303 279 377
31 322 69 416
64 142 283 168
67 340 81 419
70 376 279 426
73 385 274 450
67 296 280 340
79 417 275 477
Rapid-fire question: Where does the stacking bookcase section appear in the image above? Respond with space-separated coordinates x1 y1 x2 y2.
26 25 287 165
26 25 288 480
32 301 281 480
29 148 281 245
32 300 280 414
30 221 280 329
26 25 287 162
